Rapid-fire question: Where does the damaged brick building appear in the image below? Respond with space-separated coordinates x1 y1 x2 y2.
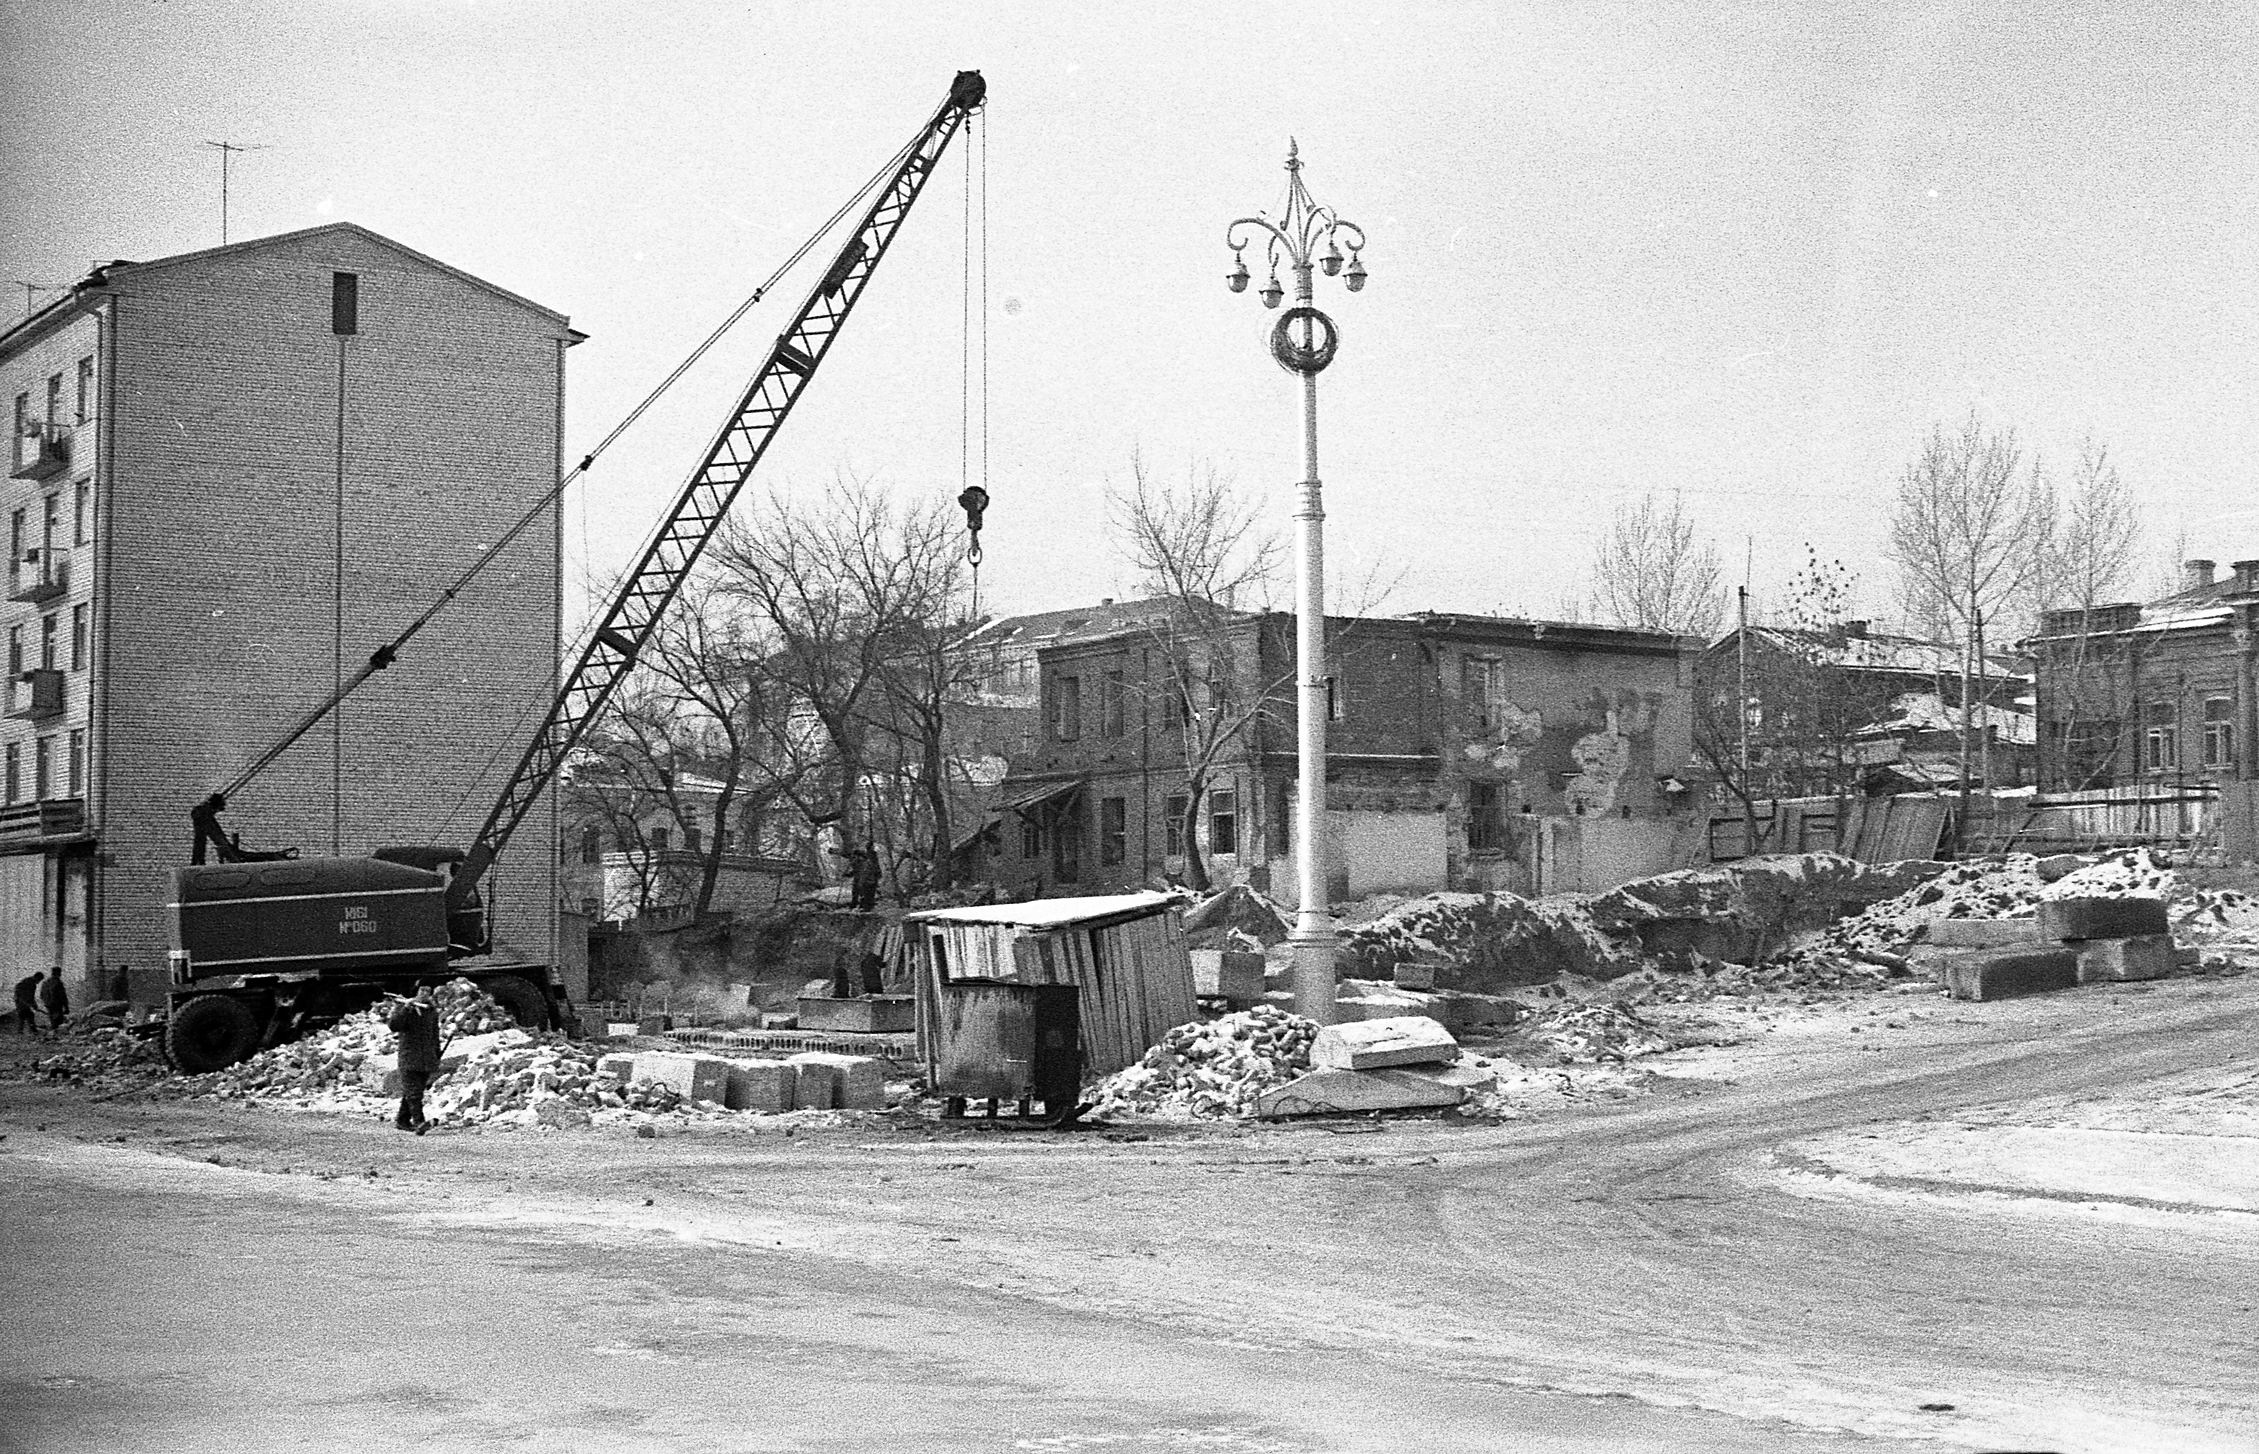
981 608 1699 903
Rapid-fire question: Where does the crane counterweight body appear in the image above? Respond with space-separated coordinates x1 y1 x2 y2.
158 72 988 1073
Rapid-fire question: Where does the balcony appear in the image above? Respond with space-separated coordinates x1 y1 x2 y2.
0 797 87 850
9 550 68 604
11 421 70 481
8 667 64 721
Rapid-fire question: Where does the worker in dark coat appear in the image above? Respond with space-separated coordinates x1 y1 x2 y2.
849 846 881 913
12 972 39 1036
36 967 68 1035
386 986 442 1134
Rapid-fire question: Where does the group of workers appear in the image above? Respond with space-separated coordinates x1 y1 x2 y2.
11 968 71 1036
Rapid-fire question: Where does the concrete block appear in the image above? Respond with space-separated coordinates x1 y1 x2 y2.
1257 1062 1489 1118
1391 961 1437 992
533 1098 591 1130
1190 950 1266 1003
632 1051 731 1103
787 1052 885 1110
760 1012 799 1030
1311 1015 1460 1071
1944 948 2080 1002
796 995 916 1034
605 1022 639 1040
636 1014 673 1036
723 1059 795 1113
2075 934 2176 984
2037 896 2169 942
595 1053 638 1082
1925 918 2042 949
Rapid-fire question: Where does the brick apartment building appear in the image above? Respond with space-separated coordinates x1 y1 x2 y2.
2029 558 2259 789
0 223 577 1004
983 608 1699 902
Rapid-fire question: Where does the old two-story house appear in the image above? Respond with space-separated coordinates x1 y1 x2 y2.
2028 559 2259 790
981 608 1699 903
1701 621 2034 795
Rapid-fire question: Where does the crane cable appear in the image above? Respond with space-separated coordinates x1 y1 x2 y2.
403 129 933 846
955 108 991 624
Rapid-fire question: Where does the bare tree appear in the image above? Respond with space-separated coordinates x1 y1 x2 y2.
1106 454 1280 890
1888 415 2047 839
709 475 963 898
1589 490 1726 637
2031 439 2143 790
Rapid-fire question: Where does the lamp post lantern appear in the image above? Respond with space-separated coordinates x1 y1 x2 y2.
1226 139 1366 1026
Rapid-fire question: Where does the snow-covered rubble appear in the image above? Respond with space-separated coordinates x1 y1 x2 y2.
1084 1005 1318 1121
1810 849 2178 964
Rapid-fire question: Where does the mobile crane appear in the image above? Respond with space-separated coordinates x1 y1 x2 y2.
160 71 989 1073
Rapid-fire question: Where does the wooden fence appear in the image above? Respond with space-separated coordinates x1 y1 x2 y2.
1709 782 2219 863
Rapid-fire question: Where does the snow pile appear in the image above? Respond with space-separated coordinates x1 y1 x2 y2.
1819 856 2046 958
1336 892 1632 986
1515 1002 1671 1063
2174 888 2259 946
1084 1005 1317 1121
2037 848 2174 901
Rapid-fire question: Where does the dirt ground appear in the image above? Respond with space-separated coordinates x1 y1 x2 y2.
3 971 2255 1454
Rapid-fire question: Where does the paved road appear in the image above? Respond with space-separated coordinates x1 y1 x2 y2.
4 975 2254 1452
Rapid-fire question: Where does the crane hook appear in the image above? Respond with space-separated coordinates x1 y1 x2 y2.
957 484 989 567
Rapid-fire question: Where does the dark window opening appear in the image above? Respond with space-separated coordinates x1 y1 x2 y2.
332 272 359 335
1209 788 1238 857
1100 796 1127 865
1468 782 1504 852
1164 794 1189 857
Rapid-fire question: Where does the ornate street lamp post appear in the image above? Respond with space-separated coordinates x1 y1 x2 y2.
1227 139 1366 1025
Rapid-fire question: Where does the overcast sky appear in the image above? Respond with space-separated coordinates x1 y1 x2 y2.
6 1 2256 633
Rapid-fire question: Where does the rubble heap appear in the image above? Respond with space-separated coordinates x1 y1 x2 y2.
18 1026 172 1093
193 978 514 1102
1516 1001 1671 1063
1811 849 2176 964
1084 1005 1318 1121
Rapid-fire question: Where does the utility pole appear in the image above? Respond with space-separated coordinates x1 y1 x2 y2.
204 140 270 245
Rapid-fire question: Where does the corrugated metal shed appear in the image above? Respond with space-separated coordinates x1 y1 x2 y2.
905 892 1197 1079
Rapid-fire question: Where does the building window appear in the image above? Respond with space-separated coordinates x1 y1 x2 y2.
684 824 702 854
8 509 22 578
11 393 25 454
1049 674 1081 741
579 825 601 864
1100 670 1125 738
75 357 94 424
44 373 62 425
1204 653 1232 714
1052 804 1081 883
332 272 360 335
41 493 57 567
1100 796 1127 865
73 482 89 546
1326 656 1347 722
66 729 83 798
2144 700 2178 772
33 736 51 800
3 743 16 804
70 605 85 671
1462 656 1506 731
6 626 19 677
1467 782 1504 852
2204 696 2235 771
1209 788 1239 857
1164 793 1189 857
38 614 56 671
648 827 670 852
1020 815 1042 859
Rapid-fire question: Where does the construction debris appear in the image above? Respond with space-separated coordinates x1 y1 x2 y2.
1083 1005 1318 1121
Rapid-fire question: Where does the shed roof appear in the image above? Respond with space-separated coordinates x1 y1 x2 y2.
905 890 1179 931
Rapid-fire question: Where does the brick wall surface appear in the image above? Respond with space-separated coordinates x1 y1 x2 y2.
85 227 570 984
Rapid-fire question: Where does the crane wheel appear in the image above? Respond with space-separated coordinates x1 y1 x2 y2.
166 995 263 1074
480 975 548 1030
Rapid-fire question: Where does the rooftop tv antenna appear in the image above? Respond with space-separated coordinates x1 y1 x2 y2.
204 139 271 245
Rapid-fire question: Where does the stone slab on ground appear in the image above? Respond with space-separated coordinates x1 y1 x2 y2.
2037 896 2170 942
1391 962 1438 992
633 1051 731 1103
1190 950 1266 1003
1944 948 2081 1002
595 1053 638 1082
723 1059 795 1113
786 1051 886 1110
796 996 916 1034
1925 918 2042 949
1257 1061 1494 1118
1311 1015 1460 1071
2075 934 2177 984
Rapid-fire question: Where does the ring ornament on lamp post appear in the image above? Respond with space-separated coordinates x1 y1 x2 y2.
1269 305 1339 375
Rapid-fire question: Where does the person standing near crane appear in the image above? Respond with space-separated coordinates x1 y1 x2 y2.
386 986 441 1134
